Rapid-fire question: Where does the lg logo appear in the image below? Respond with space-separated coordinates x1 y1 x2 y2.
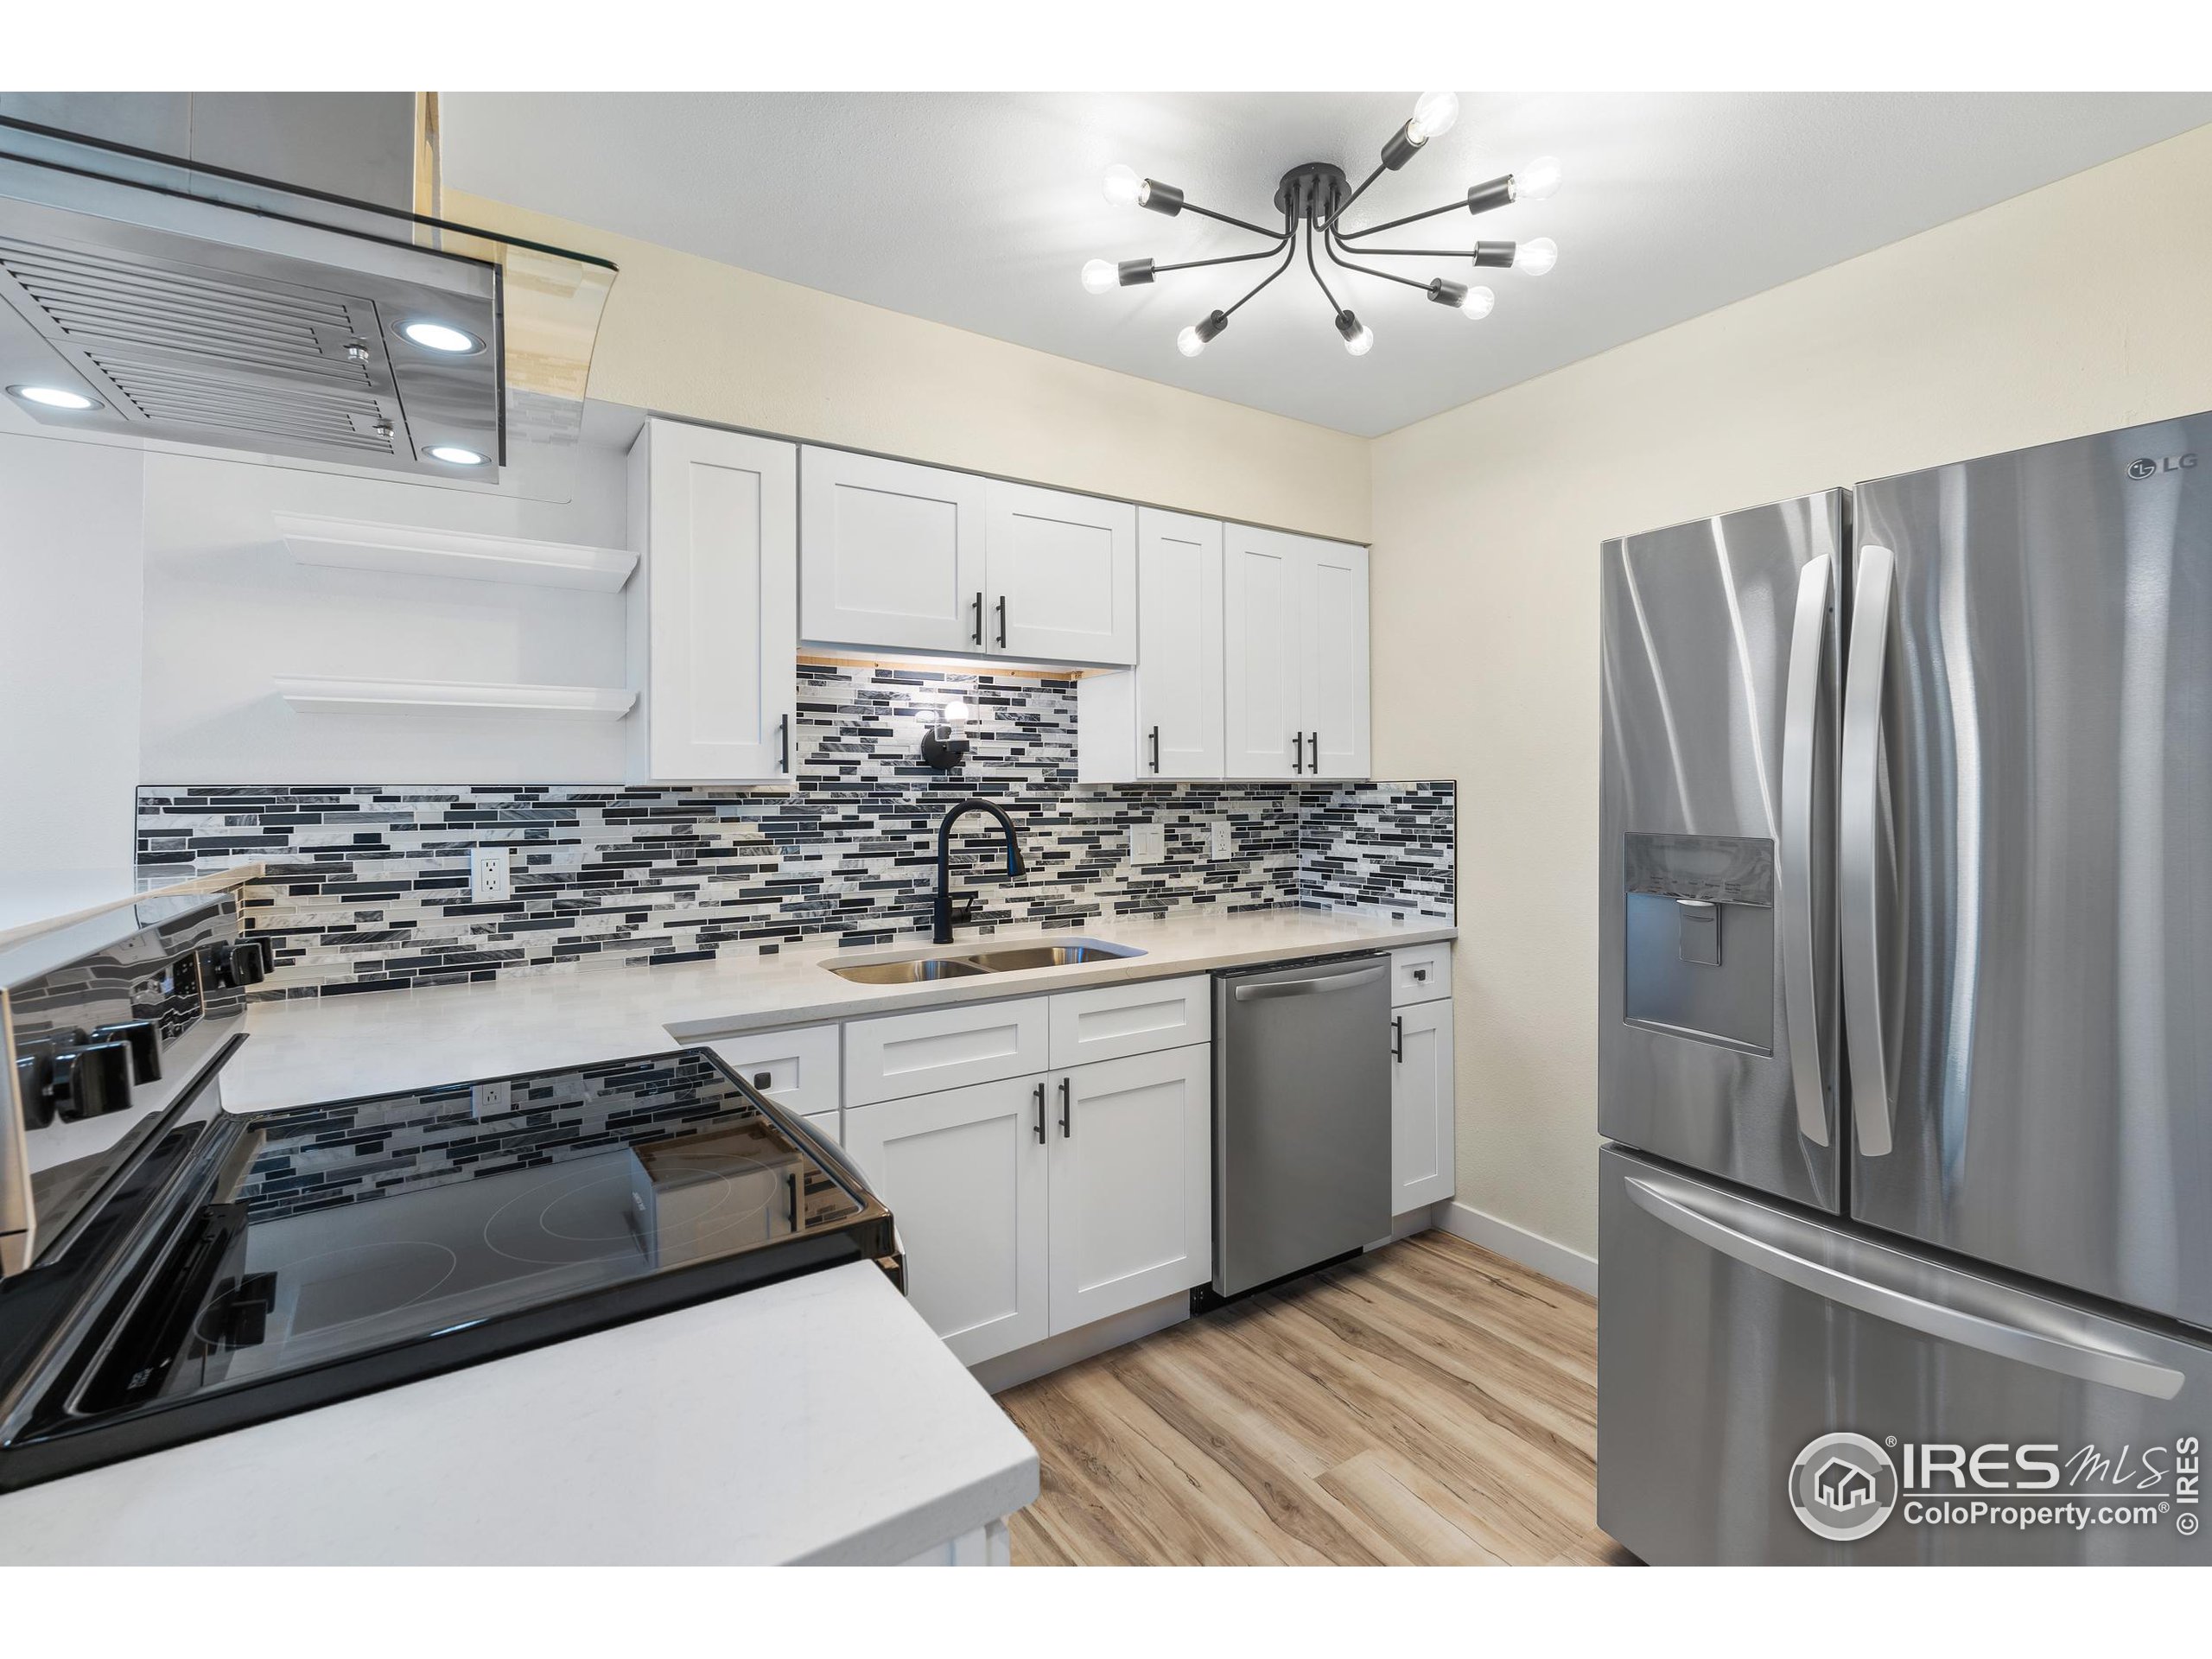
2130 454 2196 480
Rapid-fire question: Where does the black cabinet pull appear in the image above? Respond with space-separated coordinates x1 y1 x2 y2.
777 713 791 773
1148 725 1160 773
1392 1015 1404 1063
1292 731 1304 774
1058 1075 1072 1139
995 594 1007 650
1307 731 1320 774
971 591 983 645
1033 1081 1046 1144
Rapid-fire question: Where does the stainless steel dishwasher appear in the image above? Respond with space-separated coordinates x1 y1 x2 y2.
1205 952 1390 1303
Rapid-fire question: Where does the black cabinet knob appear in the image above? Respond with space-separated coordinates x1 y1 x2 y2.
15 1051 57 1129
88 1019 163 1084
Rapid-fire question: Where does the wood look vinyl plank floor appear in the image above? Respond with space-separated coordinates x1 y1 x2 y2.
995 1230 1639 1567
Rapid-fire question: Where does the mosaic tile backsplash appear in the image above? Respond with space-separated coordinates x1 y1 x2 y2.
138 664 1453 1000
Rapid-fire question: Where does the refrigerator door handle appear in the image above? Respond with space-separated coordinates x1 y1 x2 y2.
1779 552 1833 1147
1623 1173 2186 1400
1840 543 1897 1157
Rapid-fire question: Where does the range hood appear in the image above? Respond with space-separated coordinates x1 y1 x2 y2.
0 93 614 481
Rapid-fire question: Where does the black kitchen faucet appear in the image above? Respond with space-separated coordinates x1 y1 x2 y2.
932 799 1026 944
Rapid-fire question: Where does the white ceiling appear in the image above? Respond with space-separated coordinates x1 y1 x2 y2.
442 92 2212 438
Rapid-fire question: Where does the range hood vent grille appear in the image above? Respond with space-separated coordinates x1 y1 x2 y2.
0 101 613 480
0 229 410 461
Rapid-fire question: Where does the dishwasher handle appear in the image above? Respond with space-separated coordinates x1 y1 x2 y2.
1230 963 1386 1001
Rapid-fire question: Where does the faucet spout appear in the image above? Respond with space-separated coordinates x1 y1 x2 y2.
932 798 1026 945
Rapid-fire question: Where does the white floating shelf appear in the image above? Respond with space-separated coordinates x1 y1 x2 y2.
275 677 638 721
276 512 637 593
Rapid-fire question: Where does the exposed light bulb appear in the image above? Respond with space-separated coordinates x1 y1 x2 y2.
1344 321 1375 357
1103 163 1142 207
1518 236 1559 276
1461 284 1496 320
944 698 971 722
1516 156 1563 203
1081 258 1117 295
1408 91 1461 145
1177 324 1206 358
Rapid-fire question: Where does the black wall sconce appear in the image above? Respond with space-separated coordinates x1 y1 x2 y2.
920 696 972 771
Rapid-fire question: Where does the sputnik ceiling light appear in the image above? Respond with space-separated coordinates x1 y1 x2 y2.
1082 92 1561 359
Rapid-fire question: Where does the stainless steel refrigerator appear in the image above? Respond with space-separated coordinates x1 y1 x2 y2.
1597 412 2212 1565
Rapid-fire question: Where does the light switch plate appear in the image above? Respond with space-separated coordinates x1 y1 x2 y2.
1128 823 1165 863
1210 821 1235 860
470 845 512 903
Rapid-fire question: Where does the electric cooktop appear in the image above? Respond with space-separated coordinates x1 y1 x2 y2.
0 1047 895 1491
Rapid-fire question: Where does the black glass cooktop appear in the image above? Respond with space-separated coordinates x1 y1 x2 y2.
0 1051 894 1491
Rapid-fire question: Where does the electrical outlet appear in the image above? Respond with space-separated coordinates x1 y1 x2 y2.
471 1080 512 1117
470 845 512 904
1210 821 1235 860
1128 823 1165 863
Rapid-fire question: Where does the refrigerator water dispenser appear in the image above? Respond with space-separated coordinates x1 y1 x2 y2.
1621 832 1773 1054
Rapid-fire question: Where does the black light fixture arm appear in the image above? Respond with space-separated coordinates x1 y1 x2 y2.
1177 199 1294 240
1324 161 1389 234
1303 218 1344 316
1320 225 1440 292
1223 208 1301 317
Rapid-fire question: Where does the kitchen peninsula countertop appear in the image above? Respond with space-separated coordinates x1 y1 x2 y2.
222 907 1457 1113
0 1262 1036 1566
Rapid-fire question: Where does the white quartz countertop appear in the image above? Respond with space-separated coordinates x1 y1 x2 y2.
0 864 264 950
224 907 1456 1113
0 1262 1038 1566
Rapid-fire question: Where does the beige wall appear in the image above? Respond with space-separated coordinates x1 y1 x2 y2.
447 191 1370 543
1369 122 2212 1260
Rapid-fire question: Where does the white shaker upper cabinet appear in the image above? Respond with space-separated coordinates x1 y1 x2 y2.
1075 507 1223 782
799 448 989 653
1223 524 1304 779
985 481 1137 666
1300 536 1371 780
626 420 798 783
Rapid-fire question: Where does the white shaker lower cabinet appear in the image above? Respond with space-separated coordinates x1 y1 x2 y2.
1046 1046 1211 1334
706 1023 841 1120
986 480 1137 666
1389 997 1456 1211
799 447 989 653
626 420 798 782
842 1077 1051 1365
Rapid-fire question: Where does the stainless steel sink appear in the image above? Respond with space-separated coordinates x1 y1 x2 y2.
962 944 1130 972
824 938 1143 984
824 957 990 985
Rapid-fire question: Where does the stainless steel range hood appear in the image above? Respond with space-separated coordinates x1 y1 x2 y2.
0 93 614 481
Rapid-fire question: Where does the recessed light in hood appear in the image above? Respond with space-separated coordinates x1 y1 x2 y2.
0 94 616 482
6 382 98 410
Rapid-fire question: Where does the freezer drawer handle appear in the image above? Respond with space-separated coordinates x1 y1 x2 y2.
1623 1174 2185 1400
1840 543 1897 1157
1779 552 1833 1147
1231 964 1386 1001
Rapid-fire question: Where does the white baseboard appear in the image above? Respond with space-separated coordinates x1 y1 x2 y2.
1433 1200 1598 1295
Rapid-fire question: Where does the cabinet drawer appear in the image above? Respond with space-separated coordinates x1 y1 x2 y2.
1047 975 1210 1067
705 1024 841 1118
800 1109 842 1147
1389 942 1452 1007
844 997 1050 1106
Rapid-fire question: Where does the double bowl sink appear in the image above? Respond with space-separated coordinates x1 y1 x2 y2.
825 938 1142 985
